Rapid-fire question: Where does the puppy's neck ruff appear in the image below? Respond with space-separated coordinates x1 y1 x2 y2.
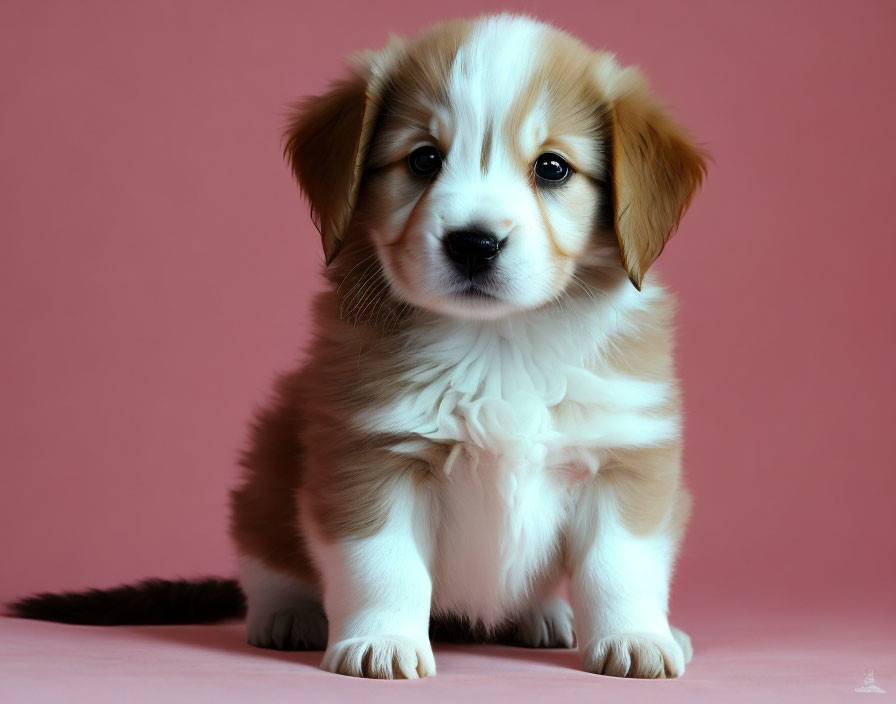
355 277 677 477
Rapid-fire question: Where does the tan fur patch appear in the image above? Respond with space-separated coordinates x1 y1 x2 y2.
506 30 613 259
229 369 318 585
532 186 566 258
279 289 431 542
599 444 688 537
283 21 471 264
577 274 686 536
539 32 613 165
480 117 494 173
284 72 385 263
370 19 472 157
608 71 707 289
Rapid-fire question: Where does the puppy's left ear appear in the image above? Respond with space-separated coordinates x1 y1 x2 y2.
284 52 394 264
607 68 707 290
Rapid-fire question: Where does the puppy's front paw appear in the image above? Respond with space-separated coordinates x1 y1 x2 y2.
321 636 436 679
585 633 685 679
670 625 693 664
514 597 576 648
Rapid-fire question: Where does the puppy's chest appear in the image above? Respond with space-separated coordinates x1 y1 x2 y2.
429 446 569 624
359 321 677 473
353 321 676 622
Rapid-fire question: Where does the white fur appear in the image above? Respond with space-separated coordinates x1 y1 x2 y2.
357 284 676 465
568 486 678 647
301 480 437 677
569 486 686 676
430 437 570 626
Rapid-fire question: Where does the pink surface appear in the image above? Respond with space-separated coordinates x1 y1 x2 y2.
1 0 895 691
2 609 894 703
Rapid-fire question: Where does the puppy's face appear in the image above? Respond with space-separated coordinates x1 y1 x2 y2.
358 20 611 320
286 16 705 320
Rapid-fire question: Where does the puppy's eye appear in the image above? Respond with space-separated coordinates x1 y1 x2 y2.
408 146 442 176
534 153 571 185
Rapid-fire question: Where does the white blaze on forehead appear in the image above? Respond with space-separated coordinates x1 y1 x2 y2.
445 15 547 168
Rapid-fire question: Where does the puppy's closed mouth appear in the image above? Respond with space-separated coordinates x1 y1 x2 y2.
453 284 501 301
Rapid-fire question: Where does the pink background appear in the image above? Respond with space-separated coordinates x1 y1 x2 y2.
1 0 894 628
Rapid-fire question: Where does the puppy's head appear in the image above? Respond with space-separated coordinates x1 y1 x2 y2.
286 15 705 321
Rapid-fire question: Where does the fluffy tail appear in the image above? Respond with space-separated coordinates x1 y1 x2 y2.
8 578 246 625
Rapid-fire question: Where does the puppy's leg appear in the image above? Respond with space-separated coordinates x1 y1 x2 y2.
239 555 327 651
568 481 687 678
512 595 576 649
305 478 436 679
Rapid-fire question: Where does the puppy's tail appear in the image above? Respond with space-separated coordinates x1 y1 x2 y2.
7 578 246 625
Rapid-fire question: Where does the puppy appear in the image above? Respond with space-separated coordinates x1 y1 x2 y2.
230 13 705 679
10 13 705 681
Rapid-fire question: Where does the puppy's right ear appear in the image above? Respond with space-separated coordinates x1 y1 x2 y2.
284 55 393 263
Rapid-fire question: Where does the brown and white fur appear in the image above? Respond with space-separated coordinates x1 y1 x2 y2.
230 14 705 680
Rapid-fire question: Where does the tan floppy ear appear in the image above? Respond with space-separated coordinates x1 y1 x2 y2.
609 71 706 290
284 64 388 264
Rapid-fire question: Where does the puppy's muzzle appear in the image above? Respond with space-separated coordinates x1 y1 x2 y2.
444 230 502 278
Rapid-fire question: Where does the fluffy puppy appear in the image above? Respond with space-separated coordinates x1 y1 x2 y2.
230 14 705 679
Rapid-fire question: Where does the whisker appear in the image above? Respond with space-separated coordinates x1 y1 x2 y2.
336 250 378 295
340 259 382 319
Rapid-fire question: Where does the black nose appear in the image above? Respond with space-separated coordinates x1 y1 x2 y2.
444 230 501 277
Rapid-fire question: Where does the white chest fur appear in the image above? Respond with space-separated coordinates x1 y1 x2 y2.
353 287 678 626
430 447 572 625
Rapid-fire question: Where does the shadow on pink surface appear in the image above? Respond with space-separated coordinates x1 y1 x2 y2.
129 620 586 671
2 607 894 704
